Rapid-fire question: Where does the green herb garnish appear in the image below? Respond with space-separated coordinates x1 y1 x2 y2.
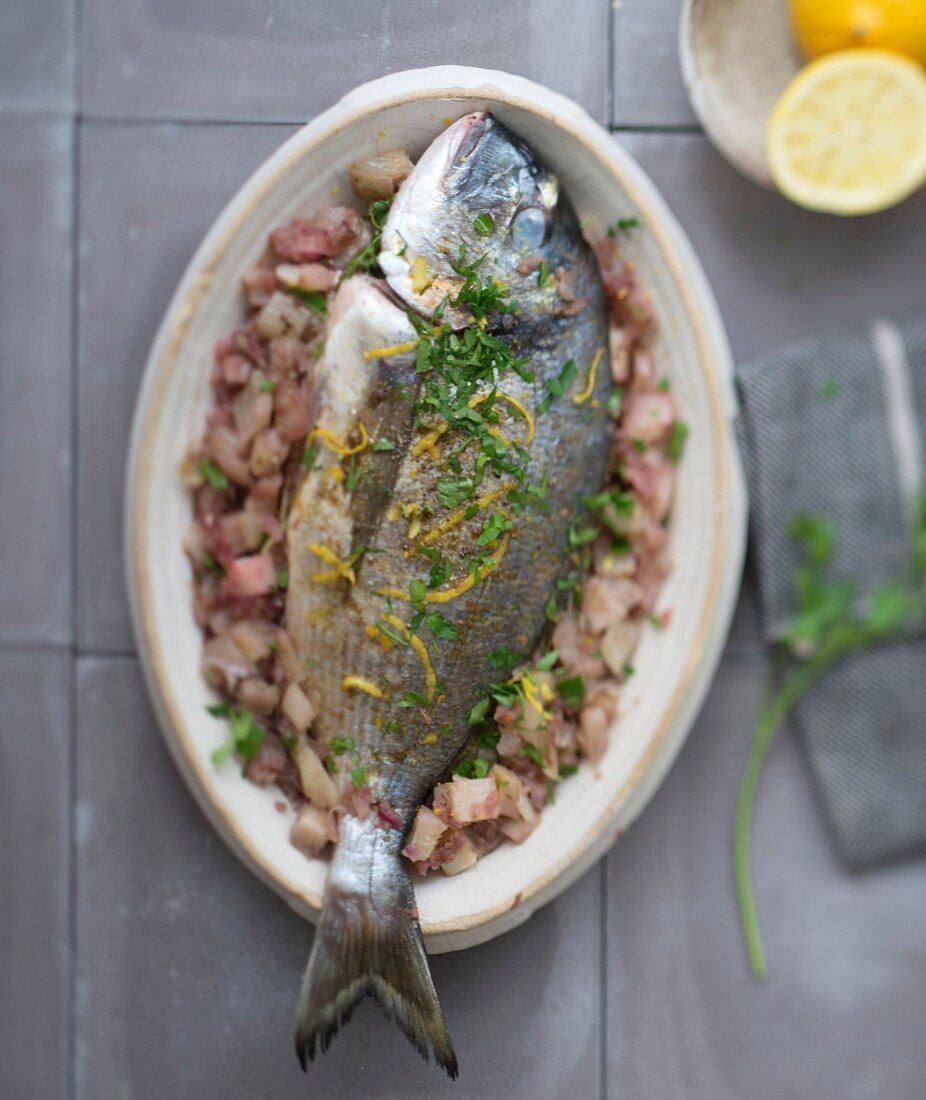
342 197 393 279
734 506 926 979
520 743 545 767
291 287 328 317
537 359 578 414
351 766 367 788
200 550 224 576
425 611 458 641
455 756 492 779
473 212 494 236
557 675 585 708
371 438 396 452
210 708 265 765
667 421 689 464
301 442 321 470
199 458 229 491
476 511 513 547
607 216 642 237
488 646 521 670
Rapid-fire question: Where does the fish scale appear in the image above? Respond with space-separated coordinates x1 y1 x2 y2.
289 111 612 1077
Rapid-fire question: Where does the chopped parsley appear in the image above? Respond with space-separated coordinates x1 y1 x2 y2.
341 197 393 279
537 359 578 414
476 511 513 547
331 737 355 754
557 675 585 708
210 708 265 765
256 376 277 392
371 437 396 452
473 212 494 236
520 743 545 767
607 216 642 237
398 691 431 709
436 475 476 509
667 421 689 464
290 287 328 317
455 756 492 779
301 442 321 470
199 550 224 576
566 516 599 550
537 259 553 289
536 649 560 672
488 646 522 670
350 766 367 788
345 456 362 492
425 611 458 641
199 458 229 491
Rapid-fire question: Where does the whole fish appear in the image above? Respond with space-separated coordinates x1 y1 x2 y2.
287 111 612 1076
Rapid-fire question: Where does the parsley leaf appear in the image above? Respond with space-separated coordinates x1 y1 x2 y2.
488 646 521 670
667 421 689 464
199 458 229 491
455 756 492 779
290 287 328 317
473 212 494 236
557 675 585 708
425 611 458 641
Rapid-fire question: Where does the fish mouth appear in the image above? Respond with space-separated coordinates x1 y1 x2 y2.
380 110 559 325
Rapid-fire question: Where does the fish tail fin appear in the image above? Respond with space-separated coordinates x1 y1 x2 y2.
294 821 457 1078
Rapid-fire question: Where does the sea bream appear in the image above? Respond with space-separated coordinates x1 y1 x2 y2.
287 111 613 1076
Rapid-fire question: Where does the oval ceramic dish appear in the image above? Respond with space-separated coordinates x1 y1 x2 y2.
125 66 747 953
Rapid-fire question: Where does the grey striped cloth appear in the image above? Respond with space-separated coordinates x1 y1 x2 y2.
736 317 926 870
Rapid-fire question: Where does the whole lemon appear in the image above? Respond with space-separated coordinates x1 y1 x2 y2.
790 0 926 64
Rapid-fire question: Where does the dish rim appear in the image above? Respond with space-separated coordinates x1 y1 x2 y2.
124 65 747 945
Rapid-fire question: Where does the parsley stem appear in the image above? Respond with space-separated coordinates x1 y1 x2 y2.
734 625 883 979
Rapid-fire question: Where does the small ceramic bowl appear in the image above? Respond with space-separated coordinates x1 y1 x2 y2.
125 66 747 953
680 0 802 188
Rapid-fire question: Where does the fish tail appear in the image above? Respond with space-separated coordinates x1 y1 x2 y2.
294 816 458 1078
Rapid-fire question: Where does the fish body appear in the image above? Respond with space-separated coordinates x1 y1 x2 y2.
288 112 612 1075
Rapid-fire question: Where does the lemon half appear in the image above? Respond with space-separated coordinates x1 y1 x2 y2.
768 49 926 215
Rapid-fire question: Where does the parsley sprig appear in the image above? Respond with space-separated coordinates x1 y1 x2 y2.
735 502 926 978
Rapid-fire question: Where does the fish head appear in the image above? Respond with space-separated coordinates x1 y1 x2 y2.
380 111 578 327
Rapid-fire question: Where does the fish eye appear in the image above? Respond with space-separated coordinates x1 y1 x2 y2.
511 206 549 252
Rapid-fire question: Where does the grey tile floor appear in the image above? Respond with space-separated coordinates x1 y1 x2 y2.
2 2 925 1097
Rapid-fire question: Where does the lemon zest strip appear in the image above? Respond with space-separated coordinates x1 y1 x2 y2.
380 534 511 605
412 483 514 552
307 542 357 585
380 613 437 701
573 347 605 405
307 422 370 456
341 676 387 699
362 340 418 360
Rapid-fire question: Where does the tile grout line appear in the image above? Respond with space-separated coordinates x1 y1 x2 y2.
68 0 85 1094
606 0 615 130
599 858 608 1100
